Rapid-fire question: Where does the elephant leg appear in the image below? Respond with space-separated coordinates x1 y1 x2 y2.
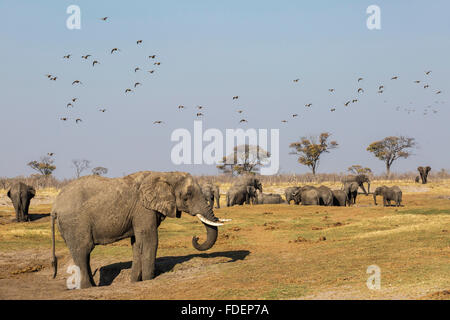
130 236 142 282
132 212 158 281
71 245 95 288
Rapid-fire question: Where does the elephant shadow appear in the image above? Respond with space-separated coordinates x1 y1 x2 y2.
28 213 50 222
97 250 251 287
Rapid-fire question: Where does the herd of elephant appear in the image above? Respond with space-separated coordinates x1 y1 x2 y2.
205 174 402 208
2 166 430 289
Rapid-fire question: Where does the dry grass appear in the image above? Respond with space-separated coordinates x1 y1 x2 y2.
0 180 449 300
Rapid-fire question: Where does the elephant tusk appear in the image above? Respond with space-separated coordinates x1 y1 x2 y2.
219 218 232 222
196 214 224 227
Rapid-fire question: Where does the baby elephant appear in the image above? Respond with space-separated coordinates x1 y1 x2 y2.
256 191 284 204
373 186 402 207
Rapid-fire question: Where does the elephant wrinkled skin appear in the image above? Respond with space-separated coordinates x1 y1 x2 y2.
51 171 226 289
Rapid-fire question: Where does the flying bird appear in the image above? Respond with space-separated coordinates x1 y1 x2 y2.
232 96 239 100
60 117 68 121
352 99 358 103
148 70 155 74
358 77 364 82
344 101 351 107
67 103 73 108
281 120 288 123
72 80 82 85
111 48 120 54
414 80 421 83
63 54 71 59
149 55 156 59
239 119 248 123
425 71 432 75
134 82 141 88
50 76 57 81
45 74 52 78
100 17 108 21
358 88 364 93
293 79 300 83
137 40 143 45
72 98 78 102
81 55 91 59
378 90 384 94
237 110 243 114
330 108 336 112
99 109 106 112
178 105 185 110
305 103 312 107
125 88 133 93
75 118 82 124
92 60 99 66
292 114 298 117
197 105 204 110
378 85 384 90
134 67 140 72
47 153 54 156
436 91 442 94
154 62 161 65
196 113 204 117
328 89 335 93
153 121 164 124
391 76 398 80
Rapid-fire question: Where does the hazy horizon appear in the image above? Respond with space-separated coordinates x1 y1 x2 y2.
1 1 449 179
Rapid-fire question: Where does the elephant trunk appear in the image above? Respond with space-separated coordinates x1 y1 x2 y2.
373 194 377 206
192 223 218 251
192 207 223 251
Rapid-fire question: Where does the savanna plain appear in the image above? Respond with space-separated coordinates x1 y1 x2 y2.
0 180 449 300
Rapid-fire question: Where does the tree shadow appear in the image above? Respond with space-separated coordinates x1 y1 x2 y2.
98 250 250 287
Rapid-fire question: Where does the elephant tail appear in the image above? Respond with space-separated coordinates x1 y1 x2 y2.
51 212 58 279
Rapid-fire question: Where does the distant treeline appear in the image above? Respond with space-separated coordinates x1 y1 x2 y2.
1 170 448 190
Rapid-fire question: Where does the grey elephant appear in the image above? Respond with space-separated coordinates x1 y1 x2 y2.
332 190 348 206
343 182 359 205
317 186 333 206
342 174 370 195
226 176 262 206
226 185 255 206
293 187 320 206
7 182 36 222
373 186 402 207
255 191 284 204
201 183 220 209
51 171 227 289
285 186 301 204
417 166 431 184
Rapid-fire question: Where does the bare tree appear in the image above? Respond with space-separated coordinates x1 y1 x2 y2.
72 159 91 178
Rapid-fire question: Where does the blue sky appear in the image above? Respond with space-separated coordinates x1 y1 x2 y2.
0 1 449 178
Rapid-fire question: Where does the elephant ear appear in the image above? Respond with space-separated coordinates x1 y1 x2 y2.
426 166 431 173
6 189 11 199
418 166 423 173
140 176 177 218
28 187 36 199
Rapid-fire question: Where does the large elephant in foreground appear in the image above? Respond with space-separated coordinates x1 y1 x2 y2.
343 182 359 205
417 166 431 184
7 182 36 222
285 186 301 204
51 171 227 289
342 174 370 195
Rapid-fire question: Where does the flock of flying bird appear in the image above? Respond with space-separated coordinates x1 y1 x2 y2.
44 17 445 126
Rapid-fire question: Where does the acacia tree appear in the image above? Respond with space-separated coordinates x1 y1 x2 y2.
289 132 338 175
27 156 56 176
347 165 372 175
217 144 271 176
92 167 108 176
72 159 91 178
367 136 417 176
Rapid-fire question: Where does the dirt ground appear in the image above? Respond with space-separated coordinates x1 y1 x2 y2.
0 181 449 300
